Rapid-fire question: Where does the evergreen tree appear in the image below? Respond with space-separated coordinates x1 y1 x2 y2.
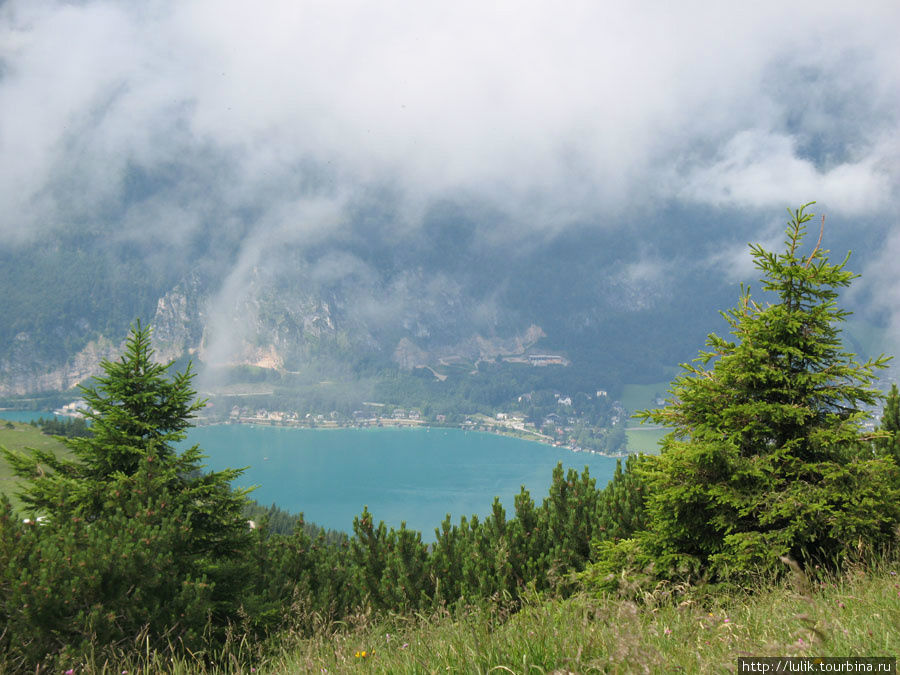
380 523 431 610
257 515 355 635
875 384 900 464
595 454 648 543
350 506 391 609
507 486 550 591
1 322 254 659
431 514 469 604
542 464 599 574
630 204 900 579
483 498 515 596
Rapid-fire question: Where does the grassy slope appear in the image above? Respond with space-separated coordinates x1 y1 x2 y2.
620 382 669 415
274 563 900 673
625 426 669 454
619 382 671 454
65 557 899 673
0 421 68 510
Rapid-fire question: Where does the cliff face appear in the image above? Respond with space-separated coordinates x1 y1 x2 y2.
391 324 546 370
0 336 123 396
0 275 209 396
0 265 545 395
151 273 207 364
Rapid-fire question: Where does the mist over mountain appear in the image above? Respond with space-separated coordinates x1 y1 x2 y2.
1 2 898 400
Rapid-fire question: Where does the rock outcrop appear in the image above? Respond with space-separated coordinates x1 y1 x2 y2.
0 336 123 396
151 273 207 363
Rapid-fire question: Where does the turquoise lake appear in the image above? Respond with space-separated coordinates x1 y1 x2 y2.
1 412 619 540
183 425 619 540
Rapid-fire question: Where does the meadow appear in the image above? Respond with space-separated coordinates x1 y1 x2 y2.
0 420 67 510
35 553 900 674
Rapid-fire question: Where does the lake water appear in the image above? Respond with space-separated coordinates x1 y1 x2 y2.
0 410 62 423
1 411 619 540
185 425 619 540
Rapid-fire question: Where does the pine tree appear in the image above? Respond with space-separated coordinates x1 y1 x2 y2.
350 505 391 608
430 514 468 604
380 523 431 610
507 486 550 591
542 464 599 574
595 454 648 543
633 204 900 579
1 322 254 658
875 384 900 464
258 515 355 635
10 322 250 551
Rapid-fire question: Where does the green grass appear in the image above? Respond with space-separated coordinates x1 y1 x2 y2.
47 555 899 673
0 421 68 509
625 426 669 454
276 566 900 674
620 382 669 416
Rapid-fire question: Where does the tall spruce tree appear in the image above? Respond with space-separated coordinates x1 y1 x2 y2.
632 204 900 579
1 322 254 660
5 322 250 543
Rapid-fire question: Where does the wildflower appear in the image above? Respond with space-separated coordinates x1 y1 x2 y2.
65 670 75 675
838 601 845 608
664 628 672 635
401 642 409 649
891 571 897 576
723 617 731 624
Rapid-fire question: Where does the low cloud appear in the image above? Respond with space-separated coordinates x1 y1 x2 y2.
679 130 893 215
1 1 898 355
856 226 900 363
3 2 898 237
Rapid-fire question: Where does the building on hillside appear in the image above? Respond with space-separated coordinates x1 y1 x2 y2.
528 354 568 366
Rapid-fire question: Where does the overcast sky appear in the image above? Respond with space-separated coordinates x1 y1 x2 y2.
2 1 899 345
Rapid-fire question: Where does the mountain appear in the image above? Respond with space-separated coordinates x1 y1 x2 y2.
0 195 892 411
1 2 897 411
0 205 704 398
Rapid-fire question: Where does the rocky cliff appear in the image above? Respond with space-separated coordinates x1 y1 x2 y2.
1 265 546 396
0 335 123 396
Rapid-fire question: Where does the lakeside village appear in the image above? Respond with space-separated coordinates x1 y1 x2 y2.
54 390 635 457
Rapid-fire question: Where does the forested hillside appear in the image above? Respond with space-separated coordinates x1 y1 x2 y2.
0 211 730 401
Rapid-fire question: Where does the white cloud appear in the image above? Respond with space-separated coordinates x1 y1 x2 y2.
857 226 900 361
705 225 784 283
0 0 897 248
679 130 894 215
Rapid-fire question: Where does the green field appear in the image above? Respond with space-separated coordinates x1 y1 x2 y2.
0 421 68 510
620 381 670 415
277 561 900 675
625 425 669 453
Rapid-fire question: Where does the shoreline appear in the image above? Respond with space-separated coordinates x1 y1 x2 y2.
0 408 630 459
192 415 629 459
